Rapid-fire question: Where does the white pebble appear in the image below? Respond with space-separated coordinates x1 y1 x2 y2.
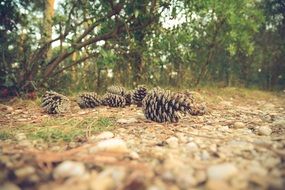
233 122 245 128
91 138 129 153
53 161 86 179
186 142 199 151
201 150 210 160
90 131 114 142
90 167 126 190
116 118 138 124
258 126 272 136
218 126 229 132
15 133 27 141
207 163 238 180
129 151 140 159
166 137 179 148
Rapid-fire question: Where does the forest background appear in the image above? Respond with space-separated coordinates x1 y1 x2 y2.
0 0 284 95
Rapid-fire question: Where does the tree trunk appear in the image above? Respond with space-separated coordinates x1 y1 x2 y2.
42 0 55 60
131 50 143 86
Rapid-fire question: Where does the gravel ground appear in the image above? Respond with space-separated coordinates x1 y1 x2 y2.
0 90 284 190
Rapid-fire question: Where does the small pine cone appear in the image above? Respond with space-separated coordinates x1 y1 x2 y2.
41 91 70 114
107 85 126 96
76 92 101 108
107 85 132 106
101 93 126 107
142 88 205 123
132 85 148 107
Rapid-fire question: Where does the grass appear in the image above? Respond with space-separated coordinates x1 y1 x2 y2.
0 131 13 140
0 116 115 143
193 86 282 104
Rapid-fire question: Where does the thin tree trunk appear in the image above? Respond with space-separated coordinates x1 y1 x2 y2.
131 50 143 85
43 0 55 60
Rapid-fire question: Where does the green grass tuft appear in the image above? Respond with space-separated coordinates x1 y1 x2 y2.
0 131 13 140
0 116 115 143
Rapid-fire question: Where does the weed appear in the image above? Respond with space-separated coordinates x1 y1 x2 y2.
0 131 12 140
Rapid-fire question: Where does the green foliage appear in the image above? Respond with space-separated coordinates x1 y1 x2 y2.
0 0 284 91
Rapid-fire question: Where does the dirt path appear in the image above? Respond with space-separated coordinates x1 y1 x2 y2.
0 89 284 190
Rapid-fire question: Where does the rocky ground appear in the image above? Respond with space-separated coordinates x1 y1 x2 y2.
0 88 284 190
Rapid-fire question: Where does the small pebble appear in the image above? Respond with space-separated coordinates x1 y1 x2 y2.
15 133 27 141
201 150 210 160
258 126 272 136
129 151 140 159
15 166 36 179
218 126 229 132
166 137 179 148
117 118 138 124
90 138 129 153
90 131 114 142
233 122 245 128
186 142 199 151
90 167 126 190
68 142 78 148
53 161 86 179
207 163 238 180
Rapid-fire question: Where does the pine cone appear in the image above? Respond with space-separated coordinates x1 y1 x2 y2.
76 92 101 108
41 91 70 114
101 93 126 107
132 85 148 107
124 90 133 106
107 85 126 96
107 85 132 106
142 88 205 123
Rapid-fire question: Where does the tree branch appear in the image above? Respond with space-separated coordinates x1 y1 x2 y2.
50 52 99 77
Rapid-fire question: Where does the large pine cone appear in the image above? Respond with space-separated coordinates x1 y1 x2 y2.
76 92 101 108
107 85 132 105
142 88 205 123
132 85 148 107
41 91 70 114
101 93 126 107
